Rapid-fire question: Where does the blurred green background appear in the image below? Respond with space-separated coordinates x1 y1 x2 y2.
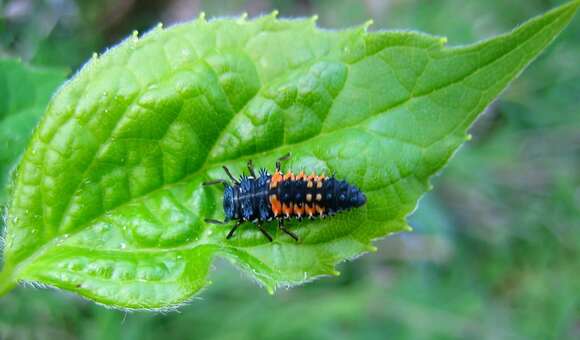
0 0 579 339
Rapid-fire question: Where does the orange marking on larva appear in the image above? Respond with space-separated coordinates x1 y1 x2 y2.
305 204 316 216
307 173 316 181
294 204 305 216
316 204 325 215
269 194 282 216
283 171 294 181
283 202 293 217
295 171 305 180
270 170 283 189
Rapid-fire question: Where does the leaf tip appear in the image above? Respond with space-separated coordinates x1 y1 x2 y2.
465 134 473 142
568 0 580 9
239 12 248 22
198 11 206 22
366 245 379 253
568 0 580 16
155 22 164 30
270 10 279 19
331 270 341 276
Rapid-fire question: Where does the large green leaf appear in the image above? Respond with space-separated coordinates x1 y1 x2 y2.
0 2 578 309
0 59 67 205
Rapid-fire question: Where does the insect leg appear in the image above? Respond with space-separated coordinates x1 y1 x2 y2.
278 152 291 161
203 179 227 186
255 223 273 242
278 219 298 242
205 218 226 225
222 166 240 185
275 152 291 172
226 221 241 239
247 160 257 178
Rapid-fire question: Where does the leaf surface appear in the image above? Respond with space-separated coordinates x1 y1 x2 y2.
1 2 578 309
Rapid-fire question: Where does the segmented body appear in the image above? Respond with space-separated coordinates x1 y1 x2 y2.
223 169 366 223
204 155 367 241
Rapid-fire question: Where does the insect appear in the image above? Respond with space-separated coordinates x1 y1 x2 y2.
203 153 367 242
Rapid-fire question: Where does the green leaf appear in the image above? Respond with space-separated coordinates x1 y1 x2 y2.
1 2 578 309
0 59 67 205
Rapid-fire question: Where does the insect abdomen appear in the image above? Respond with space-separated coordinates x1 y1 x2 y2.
268 171 366 219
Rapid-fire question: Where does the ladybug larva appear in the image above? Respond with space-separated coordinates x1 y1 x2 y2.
203 153 367 242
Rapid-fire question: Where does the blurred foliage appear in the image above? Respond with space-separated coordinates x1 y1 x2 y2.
0 58 66 205
0 0 578 339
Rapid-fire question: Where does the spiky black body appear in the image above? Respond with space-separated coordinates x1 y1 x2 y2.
223 169 273 222
224 171 366 222
204 155 366 242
